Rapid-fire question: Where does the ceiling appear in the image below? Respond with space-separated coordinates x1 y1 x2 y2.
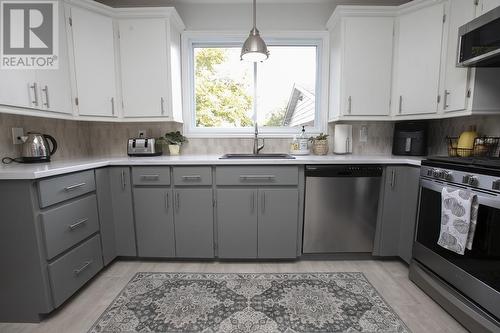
96 0 410 7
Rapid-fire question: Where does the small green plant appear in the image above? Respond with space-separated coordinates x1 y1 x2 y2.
164 131 188 145
309 133 329 142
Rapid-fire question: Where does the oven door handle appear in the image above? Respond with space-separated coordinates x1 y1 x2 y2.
420 179 500 209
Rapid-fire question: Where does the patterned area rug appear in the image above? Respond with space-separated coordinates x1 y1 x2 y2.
89 272 410 333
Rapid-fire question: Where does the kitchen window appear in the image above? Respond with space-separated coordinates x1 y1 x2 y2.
182 32 329 137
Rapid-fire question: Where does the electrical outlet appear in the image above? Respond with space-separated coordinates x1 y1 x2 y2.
359 126 368 143
138 130 146 138
12 128 24 144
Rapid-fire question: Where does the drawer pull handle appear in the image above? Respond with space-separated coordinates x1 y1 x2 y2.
64 182 86 191
182 175 201 180
140 175 160 180
74 260 92 276
240 175 276 181
68 218 88 231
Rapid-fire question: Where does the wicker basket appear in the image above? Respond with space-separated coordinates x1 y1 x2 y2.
312 140 329 155
447 136 500 157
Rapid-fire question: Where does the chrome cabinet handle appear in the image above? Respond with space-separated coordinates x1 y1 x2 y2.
251 192 255 213
121 170 126 189
30 83 39 106
176 192 180 212
240 175 276 181
399 96 403 114
161 97 165 115
348 96 352 114
111 97 115 116
42 85 50 108
74 260 92 276
64 182 86 191
390 169 396 189
182 175 201 180
165 191 170 210
68 218 88 231
140 174 160 180
261 191 266 214
444 90 450 109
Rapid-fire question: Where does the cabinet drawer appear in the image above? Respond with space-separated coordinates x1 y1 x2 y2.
132 167 170 186
173 167 212 186
38 170 96 208
41 195 100 260
216 166 299 186
48 235 103 307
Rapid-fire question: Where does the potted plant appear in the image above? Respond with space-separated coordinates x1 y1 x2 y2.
309 133 329 155
164 131 187 155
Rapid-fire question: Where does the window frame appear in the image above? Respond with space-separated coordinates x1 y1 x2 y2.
181 31 329 138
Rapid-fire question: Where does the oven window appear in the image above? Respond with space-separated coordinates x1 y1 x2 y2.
416 187 500 293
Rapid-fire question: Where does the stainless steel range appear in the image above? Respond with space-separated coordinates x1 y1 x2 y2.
411 156 500 332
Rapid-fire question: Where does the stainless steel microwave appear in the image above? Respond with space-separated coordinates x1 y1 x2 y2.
457 6 500 67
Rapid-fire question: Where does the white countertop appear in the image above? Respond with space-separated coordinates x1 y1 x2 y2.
0 154 423 180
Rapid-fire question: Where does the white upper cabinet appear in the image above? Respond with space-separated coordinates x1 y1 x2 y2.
477 0 500 15
440 0 475 113
327 8 396 121
0 1 72 115
394 2 445 116
69 5 117 117
116 11 184 121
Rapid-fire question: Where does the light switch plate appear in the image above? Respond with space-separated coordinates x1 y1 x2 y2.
359 126 368 143
12 128 24 145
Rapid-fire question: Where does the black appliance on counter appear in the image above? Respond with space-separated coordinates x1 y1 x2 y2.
392 121 428 156
410 156 500 332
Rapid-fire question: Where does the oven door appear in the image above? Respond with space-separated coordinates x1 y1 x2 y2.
414 178 500 320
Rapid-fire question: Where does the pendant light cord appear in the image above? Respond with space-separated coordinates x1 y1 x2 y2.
253 0 256 30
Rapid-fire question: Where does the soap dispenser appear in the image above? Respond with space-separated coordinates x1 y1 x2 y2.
291 126 310 155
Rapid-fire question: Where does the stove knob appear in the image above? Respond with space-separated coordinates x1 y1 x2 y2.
462 175 471 184
493 180 500 191
468 176 478 186
443 171 453 181
432 169 442 178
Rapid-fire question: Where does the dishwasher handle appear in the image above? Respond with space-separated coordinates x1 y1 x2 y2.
305 165 383 177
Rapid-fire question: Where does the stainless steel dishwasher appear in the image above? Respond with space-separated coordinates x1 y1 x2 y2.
303 165 383 254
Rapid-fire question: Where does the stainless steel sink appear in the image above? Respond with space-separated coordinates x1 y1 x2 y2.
219 153 295 159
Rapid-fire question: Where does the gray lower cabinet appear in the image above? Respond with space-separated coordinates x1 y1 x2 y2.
217 188 258 258
174 188 214 258
134 187 176 257
258 188 299 259
375 166 420 263
109 167 137 256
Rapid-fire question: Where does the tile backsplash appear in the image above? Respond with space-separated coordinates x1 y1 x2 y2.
2 113 500 160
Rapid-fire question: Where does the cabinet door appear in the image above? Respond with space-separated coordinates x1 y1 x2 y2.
395 3 444 115
217 189 257 258
36 1 73 115
94 168 117 266
134 187 175 257
343 17 394 116
70 7 116 117
0 71 36 109
258 188 299 259
109 167 137 256
118 19 170 118
478 0 500 15
397 167 420 264
442 0 475 113
174 188 214 258
376 167 404 256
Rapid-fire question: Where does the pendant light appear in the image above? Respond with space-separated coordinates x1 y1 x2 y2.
241 0 269 62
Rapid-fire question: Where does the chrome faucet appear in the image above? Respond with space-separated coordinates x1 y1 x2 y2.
253 123 265 154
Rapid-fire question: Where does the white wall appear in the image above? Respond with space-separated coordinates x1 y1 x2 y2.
97 0 410 31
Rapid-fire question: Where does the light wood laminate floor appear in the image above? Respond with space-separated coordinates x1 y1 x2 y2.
0 260 467 333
